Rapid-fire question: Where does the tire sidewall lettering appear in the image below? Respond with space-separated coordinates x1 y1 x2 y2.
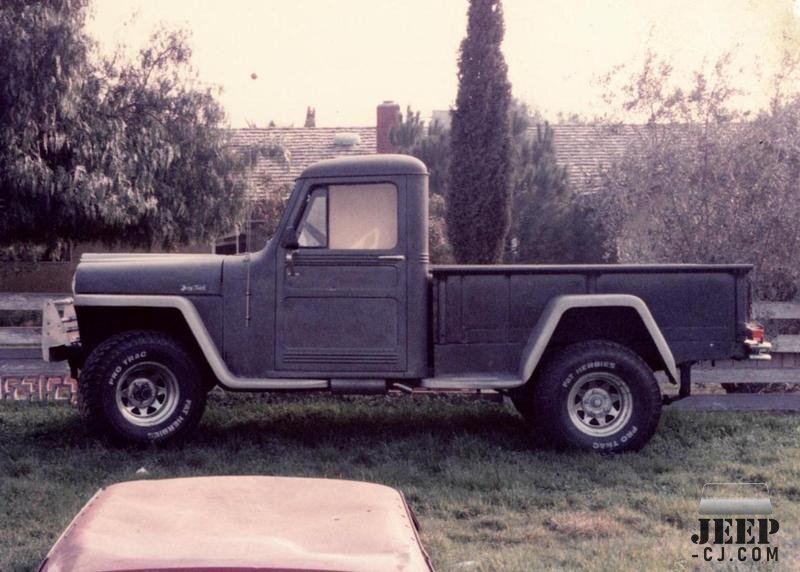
591 425 638 451
147 413 185 440
145 398 193 440
107 351 149 386
100 344 198 442
561 361 617 388
560 360 637 450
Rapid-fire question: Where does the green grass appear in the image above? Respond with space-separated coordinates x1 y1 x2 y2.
1 394 799 571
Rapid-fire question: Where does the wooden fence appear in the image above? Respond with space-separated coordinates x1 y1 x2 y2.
692 302 800 384
1 294 799 404
1 293 75 402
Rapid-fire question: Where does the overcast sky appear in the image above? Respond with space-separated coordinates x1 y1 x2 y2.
87 0 800 127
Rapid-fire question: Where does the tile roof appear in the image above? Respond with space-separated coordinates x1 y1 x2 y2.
231 126 377 200
549 124 641 193
230 123 641 199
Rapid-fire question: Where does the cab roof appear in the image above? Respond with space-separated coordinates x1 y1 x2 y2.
299 154 428 179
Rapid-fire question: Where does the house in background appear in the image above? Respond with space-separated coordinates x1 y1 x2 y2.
0 102 400 291
1 100 637 292
426 109 637 194
233 100 399 201
217 117 639 255
215 101 399 254
550 124 639 194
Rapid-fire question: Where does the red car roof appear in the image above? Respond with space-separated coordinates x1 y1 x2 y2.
41 476 432 572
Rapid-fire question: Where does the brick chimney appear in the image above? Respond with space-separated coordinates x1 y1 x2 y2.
376 101 400 154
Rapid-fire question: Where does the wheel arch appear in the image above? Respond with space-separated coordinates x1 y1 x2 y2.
519 294 678 383
73 294 328 390
75 305 217 390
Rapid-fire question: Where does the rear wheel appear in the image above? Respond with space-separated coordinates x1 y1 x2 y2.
78 331 207 444
515 341 662 453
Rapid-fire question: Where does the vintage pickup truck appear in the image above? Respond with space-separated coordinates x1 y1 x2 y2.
43 155 769 452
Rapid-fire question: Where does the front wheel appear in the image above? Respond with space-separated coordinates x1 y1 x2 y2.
78 331 207 444
516 341 662 453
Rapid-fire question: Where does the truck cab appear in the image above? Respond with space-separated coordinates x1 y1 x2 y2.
223 155 430 380
44 155 769 452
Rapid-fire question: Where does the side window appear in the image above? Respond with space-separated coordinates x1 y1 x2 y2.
297 189 327 247
329 183 397 249
296 183 398 250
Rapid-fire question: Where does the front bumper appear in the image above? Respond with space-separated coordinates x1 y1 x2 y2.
42 298 80 362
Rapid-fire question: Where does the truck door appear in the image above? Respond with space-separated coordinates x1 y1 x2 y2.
275 179 407 373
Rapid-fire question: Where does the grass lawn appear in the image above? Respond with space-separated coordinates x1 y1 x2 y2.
1 393 798 571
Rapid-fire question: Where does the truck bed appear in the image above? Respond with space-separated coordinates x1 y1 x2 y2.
430 263 752 376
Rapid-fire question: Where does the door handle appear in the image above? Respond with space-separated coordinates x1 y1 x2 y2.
285 251 298 276
377 255 405 261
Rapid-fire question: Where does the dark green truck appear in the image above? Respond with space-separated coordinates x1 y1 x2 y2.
43 155 770 452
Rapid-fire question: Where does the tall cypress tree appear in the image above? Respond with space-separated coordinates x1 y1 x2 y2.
447 0 512 263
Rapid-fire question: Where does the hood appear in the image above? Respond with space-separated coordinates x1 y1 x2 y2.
42 476 432 572
74 253 225 296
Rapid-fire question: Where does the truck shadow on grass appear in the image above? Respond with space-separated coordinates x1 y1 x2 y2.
192 393 544 450
6 394 537 450
14 392 797 459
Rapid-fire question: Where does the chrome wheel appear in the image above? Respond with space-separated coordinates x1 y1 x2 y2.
115 362 180 427
567 372 632 437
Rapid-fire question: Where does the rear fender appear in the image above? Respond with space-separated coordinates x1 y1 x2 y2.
519 294 678 382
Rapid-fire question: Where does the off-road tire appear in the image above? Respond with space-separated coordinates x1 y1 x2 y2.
516 341 662 453
78 330 207 444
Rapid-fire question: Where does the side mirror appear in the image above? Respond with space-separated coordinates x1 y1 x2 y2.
281 228 300 249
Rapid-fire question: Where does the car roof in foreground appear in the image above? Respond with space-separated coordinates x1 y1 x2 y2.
41 476 431 572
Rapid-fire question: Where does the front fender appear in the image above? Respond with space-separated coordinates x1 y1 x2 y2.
72 294 327 391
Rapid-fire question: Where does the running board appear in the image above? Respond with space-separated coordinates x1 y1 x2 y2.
419 374 523 390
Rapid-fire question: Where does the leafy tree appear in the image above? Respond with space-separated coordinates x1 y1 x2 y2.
304 107 316 127
503 100 607 263
599 51 800 299
447 0 512 263
390 106 424 152
393 100 607 264
0 0 273 252
506 121 609 264
0 0 95 253
392 107 452 262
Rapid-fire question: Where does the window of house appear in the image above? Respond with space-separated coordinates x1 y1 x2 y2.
297 183 397 250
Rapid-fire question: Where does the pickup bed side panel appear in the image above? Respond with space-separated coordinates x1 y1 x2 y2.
431 266 749 376
433 273 586 374
596 272 741 361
